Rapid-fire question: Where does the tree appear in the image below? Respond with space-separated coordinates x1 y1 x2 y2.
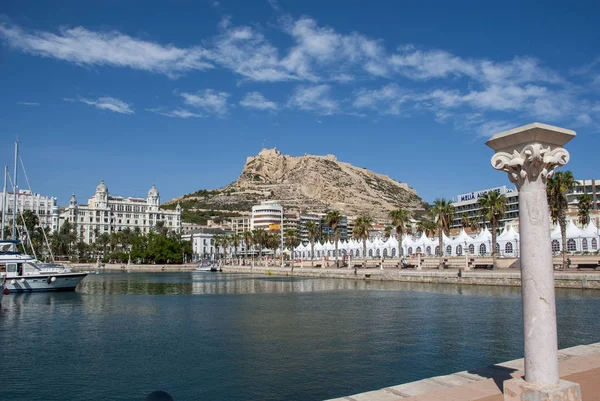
469 217 480 233
325 210 343 267
97 233 111 261
353 216 372 271
243 230 253 260
154 220 169 236
384 225 393 239
478 191 507 269
389 209 409 259
230 233 241 258
578 193 593 226
252 229 266 261
284 229 300 257
461 213 470 229
305 221 320 267
430 199 454 269
547 171 577 269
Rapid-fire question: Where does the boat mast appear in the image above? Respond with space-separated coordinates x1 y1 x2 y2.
1 165 7 240
11 141 18 244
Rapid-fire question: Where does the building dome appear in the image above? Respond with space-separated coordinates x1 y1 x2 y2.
96 179 108 193
148 184 159 198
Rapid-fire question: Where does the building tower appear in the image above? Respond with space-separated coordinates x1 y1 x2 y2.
147 184 160 212
95 179 108 208
68 193 78 224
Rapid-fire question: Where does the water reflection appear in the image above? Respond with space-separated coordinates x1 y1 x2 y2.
72 272 548 296
1 272 600 401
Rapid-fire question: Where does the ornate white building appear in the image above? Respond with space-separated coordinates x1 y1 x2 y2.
59 180 181 243
1 189 59 233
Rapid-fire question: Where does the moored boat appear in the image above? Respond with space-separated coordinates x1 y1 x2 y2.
0 240 88 292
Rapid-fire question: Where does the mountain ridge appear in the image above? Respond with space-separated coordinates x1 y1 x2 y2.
167 148 429 221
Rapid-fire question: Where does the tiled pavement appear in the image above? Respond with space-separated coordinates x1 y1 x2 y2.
327 343 600 401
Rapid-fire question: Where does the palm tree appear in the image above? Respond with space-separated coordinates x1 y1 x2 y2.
478 191 507 269
461 213 470 229
547 171 577 269
384 225 393 240
325 210 343 267
469 217 480 233
252 229 266 261
430 199 454 269
284 229 300 257
353 216 372 271
389 209 409 258
578 193 593 226
243 230 253 261
305 221 320 267
230 233 241 259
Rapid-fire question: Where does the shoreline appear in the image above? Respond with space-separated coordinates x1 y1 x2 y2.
220 264 600 290
67 263 600 290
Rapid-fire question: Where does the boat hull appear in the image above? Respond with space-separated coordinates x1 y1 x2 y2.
4 273 88 292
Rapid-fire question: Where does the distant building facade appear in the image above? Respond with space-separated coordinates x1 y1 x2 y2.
451 179 600 229
60 180 181 244
251 201 283 232
0 189 59 233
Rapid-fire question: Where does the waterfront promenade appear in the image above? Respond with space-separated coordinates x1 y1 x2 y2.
325 342 600 401
220 263 600 290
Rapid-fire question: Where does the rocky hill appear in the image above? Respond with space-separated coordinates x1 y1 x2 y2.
168 148 429 221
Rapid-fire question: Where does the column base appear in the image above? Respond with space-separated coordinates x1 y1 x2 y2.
504 378 581 401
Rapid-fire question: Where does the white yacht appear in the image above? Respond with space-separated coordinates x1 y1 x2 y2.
0 240 88 292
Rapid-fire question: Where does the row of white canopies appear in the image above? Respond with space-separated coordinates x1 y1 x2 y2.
291 220 600 260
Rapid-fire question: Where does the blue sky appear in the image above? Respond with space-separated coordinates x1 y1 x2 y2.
1 0 599 207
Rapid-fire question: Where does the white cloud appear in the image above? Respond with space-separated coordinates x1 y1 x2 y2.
352 84 411 115
288 84 338 115
79 96 134 114
281 18 387 81
0 23 212 78
239 92 278 110
17 101 40 106
208 25 295 82
147 108 203 119
476 120 516 138
181 89 230 116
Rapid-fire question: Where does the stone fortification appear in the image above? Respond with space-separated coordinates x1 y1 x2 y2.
170 148 429 220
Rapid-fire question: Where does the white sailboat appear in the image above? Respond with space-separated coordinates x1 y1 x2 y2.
0 142 88 293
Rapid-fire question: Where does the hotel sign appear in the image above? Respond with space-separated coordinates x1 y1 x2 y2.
269 224 281 231
457 186 505 202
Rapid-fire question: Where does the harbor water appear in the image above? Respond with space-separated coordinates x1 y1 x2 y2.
1 272 599 401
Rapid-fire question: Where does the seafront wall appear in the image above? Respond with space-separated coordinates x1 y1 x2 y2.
221 265 600 290
68 263 197 272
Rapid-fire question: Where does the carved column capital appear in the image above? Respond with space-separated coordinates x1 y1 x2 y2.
490 143 569 188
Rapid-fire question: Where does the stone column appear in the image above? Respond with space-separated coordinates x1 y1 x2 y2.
486 123 581 400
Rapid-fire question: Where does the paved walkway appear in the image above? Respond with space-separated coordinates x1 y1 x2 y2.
326 343 600 401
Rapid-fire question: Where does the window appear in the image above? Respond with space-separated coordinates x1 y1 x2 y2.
368 249 373 257
416 247 422 253
376 249 381 257
408 247 413 254
391 248 396 257
446 245 452 255
426 246 431 256
552 240 560 252
479 244 486 255
435 246 440 256
592 238 598 250
495 243 500 254
505 242 513 253
469 244 475 255
582 239 588 252
456 245 462 256
567 239 576 252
